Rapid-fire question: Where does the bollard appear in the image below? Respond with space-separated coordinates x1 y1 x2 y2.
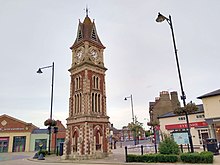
154 143 157 153
141 145 143 155
181 144 184 153
125 146 128 162
56 146 59 156
203 144 206 151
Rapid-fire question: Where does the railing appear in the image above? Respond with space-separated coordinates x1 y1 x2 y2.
125 144 206 162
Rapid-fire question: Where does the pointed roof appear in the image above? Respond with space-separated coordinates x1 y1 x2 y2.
70 15 105 49
0 114 38 131
197 89 220 99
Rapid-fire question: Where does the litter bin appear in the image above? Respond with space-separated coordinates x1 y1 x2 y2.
206 138 219 155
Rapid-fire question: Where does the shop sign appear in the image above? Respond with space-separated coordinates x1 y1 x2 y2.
0 127 25 131
0 137 9 141
165 121 208 130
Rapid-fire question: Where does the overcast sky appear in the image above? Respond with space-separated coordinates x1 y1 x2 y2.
0 0 219 129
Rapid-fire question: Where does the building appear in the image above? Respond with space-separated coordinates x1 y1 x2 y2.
198 89 220 141
30 129 49 152
0 114 66 153
30 120 66 152
158 104 208 146
0 114 38 152
148 91 180 143
64 12 110 159
149 91 180 124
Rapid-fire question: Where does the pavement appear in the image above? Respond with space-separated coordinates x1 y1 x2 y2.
27 146 220 165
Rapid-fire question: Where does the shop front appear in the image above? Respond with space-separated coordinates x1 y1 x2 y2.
0 114 37 152
165 121 209 145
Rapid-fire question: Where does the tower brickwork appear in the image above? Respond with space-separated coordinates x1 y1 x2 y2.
63 14 110 160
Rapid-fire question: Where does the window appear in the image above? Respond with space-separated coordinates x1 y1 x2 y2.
92 76 100 89
178 117 185 121
91 93 101 113
74 93 82 114
91 28 97 40
56 138 65 147
13 136 26 152
34 139 47 151
196 114 205 118
75 76 81 90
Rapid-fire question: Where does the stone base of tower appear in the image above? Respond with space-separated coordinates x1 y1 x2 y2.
63 119 110 160
62 151 109 160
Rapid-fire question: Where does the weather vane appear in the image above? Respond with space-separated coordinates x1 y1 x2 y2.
84 5 90 17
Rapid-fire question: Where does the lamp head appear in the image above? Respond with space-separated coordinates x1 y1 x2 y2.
124 97 127 101
156 12 167 22
37 68 43 74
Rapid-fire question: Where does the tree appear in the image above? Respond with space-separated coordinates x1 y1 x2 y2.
174 102 198 115
128 116 144 144
158 134 180 155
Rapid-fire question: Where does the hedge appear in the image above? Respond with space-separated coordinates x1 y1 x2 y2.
127 151 213 163
180 151 213 164
127 154 178 163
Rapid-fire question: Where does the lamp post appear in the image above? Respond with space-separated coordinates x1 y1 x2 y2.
37 62 55 154
156 13 194 152
124 94 136 145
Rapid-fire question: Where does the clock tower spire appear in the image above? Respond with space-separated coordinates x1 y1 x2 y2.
63 14 110 159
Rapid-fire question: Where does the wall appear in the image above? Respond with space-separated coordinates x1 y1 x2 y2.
1 132 31 152
159 112 208 146
202 95 220 119
30 134 49 152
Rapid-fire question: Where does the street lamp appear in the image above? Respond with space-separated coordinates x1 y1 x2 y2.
156 13 194 152
37 62 55 154
124 94 136 145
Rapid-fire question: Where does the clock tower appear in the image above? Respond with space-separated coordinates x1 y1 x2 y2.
63 12 110 159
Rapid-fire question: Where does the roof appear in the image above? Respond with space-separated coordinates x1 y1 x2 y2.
70 16 105 49
197 89 220 99
0 114 38 129
158 104 204 119
32 129 48 134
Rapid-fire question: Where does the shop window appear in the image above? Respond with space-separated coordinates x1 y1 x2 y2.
13 136 26 152
34 139 47 151
0 137 9 153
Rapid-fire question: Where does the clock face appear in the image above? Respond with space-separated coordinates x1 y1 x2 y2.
91 49 98 58
76 49 83 59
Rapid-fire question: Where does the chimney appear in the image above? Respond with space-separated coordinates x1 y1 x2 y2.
170 91 180 109
159 91 170 101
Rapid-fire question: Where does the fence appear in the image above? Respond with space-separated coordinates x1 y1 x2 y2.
125 144 206 162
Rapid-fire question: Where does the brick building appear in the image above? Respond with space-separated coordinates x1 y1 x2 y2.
0 114 38 152
30 120 66 152
149 91 180 124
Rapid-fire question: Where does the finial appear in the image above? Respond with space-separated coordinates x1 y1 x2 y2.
85 5 89 17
